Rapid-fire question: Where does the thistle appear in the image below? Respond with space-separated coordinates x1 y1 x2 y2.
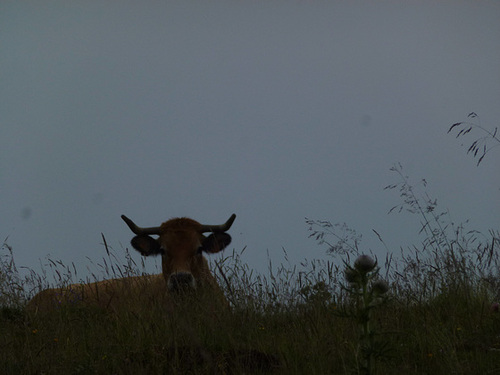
343 255 389 375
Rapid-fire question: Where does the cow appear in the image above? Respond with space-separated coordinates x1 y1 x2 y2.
26 214 236 313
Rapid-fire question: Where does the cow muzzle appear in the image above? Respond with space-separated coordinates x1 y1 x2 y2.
167 272 196 292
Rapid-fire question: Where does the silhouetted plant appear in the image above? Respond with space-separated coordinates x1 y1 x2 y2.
385 163 451 257
342 255 390 375
385 163 500 302
448 112 499 166
306 218 361 259
0 239 26 307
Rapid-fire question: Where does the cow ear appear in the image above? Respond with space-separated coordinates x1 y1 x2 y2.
130 235 163 256
200 233 232 254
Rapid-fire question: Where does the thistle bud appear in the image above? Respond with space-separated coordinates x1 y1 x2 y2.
354 255 376 273
371 279 389 295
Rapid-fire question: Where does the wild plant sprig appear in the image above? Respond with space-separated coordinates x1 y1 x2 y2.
448 112 500 166
341 255 390 375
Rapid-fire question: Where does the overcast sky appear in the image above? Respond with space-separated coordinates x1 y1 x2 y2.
1 1 499 283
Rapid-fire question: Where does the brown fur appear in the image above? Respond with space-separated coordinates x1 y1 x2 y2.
27 274 166 313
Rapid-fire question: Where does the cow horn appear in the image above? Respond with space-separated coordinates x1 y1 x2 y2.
121 215 162 235
200 213 236 233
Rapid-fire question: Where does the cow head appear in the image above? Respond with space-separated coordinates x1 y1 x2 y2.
121 214 236 294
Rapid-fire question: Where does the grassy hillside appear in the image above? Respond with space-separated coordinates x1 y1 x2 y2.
2 234 499 374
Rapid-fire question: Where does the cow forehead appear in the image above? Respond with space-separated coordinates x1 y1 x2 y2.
160 218 202 233
159 218 204 255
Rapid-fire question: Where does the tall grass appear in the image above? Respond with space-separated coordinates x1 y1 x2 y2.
1 167 499 374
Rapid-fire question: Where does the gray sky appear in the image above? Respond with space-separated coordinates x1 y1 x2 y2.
1 1 499 282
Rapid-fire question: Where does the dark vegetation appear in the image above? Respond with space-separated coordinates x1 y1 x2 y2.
1 115 499 374
448 112 499 166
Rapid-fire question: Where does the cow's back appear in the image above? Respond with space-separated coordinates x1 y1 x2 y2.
26 274 166 313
